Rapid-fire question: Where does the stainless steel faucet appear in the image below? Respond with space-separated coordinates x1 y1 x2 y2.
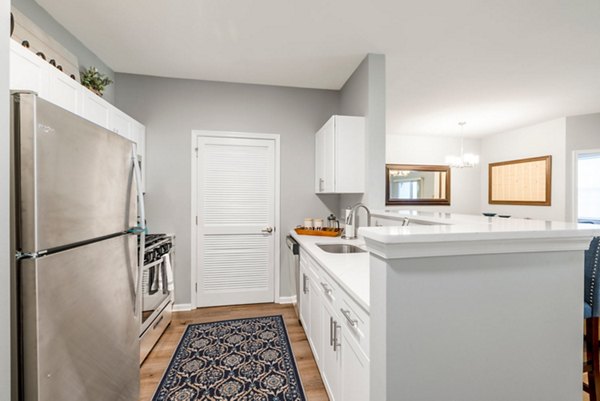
343 203 371 240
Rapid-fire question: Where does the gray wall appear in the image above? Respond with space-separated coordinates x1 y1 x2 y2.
565 112 600 221
115 74 340 304
12 0 115 103
339 54 386 218
2 0 12 399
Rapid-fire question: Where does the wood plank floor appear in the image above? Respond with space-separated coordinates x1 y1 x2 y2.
139 303 329 401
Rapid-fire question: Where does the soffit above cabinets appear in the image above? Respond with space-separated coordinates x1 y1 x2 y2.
35 0 600 137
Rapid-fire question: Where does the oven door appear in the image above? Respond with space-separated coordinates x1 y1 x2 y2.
140 256 171 333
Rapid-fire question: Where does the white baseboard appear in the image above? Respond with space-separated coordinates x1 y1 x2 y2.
277 296 297 304
172 303 193 312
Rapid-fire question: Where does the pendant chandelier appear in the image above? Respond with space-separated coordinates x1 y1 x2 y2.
445 122 479 168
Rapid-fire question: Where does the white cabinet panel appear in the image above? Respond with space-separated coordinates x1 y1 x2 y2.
340 332 369 401
9 40 48 96
308 279 323 367
299 263 310 332
108 109 132 140
315 118 335 193
339 290 370 357
46 68 80 114
315 115 365 194
321 301 341 401
334 116 365 193
80 90 110 128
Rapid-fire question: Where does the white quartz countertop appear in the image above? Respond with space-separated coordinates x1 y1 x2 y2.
366 209 600 243
290 230 370 311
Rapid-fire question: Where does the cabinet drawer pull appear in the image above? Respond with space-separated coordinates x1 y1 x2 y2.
340 308 358 328
320 282 332 295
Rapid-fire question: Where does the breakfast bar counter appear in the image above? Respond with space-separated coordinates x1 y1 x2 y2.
359 216 600 401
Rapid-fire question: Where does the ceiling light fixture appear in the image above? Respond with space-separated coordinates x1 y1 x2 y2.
445 122 479 168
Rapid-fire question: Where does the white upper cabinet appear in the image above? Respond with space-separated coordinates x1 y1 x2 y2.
10 39 146 163
315 115 365 194
45 66 80 114
9 40 48 97
80 88 111 128
108 108 132 140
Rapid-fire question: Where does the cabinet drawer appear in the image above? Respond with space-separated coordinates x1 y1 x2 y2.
140 303 172 363
339 292 370 358
300 248 321 281
317 268 338 308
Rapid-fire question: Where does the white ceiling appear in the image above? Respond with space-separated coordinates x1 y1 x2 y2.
37 0 600 137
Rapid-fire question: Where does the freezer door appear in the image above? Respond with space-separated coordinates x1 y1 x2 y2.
20 234 140 401
13 93 136 252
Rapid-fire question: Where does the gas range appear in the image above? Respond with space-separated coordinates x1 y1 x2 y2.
139 233 176 364
141 233 174 264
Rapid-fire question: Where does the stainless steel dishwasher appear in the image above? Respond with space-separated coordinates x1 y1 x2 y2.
286 235 300 319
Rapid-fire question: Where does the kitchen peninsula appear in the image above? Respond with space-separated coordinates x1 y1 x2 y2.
361 212 600 401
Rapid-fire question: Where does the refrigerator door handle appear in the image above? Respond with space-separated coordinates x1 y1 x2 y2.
132 146 146 317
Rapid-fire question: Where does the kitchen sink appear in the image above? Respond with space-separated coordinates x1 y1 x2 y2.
316 243 366 254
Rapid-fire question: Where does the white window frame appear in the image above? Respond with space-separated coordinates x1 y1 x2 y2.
572 148 600 223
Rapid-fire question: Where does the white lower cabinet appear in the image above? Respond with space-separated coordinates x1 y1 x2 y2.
299 265 310 332
299 248 370 400
308 278 323 367
321 301 342 400
340 331 370 401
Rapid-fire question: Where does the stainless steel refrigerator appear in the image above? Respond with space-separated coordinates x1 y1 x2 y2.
11 93 145 401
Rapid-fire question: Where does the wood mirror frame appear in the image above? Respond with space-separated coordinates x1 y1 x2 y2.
385 164 451 206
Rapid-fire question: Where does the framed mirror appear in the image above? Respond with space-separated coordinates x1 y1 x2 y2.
386 164 451 205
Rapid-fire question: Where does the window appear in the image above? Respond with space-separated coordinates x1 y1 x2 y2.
392 178 422 199
577 152 600 224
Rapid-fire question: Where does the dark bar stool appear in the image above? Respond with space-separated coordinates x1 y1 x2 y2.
584 237 600 400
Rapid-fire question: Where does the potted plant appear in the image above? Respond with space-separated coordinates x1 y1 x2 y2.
80 66 113 97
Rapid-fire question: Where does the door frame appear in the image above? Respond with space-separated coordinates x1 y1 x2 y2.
572 148 600 223
190 130 281 309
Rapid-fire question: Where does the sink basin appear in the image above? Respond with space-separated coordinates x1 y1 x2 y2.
316 243 366 254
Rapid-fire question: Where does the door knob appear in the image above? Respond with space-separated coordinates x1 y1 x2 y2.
261 227 274 233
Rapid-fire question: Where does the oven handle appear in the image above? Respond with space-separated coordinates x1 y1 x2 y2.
143 259 164 270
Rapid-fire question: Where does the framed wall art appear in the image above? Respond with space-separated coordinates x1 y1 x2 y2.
488 155 551 206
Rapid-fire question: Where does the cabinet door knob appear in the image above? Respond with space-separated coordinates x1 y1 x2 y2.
261 227 273 234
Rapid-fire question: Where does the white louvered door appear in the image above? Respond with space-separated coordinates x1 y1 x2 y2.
196 135 276 307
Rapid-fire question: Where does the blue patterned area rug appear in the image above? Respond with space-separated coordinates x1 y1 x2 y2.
152 315 306 401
